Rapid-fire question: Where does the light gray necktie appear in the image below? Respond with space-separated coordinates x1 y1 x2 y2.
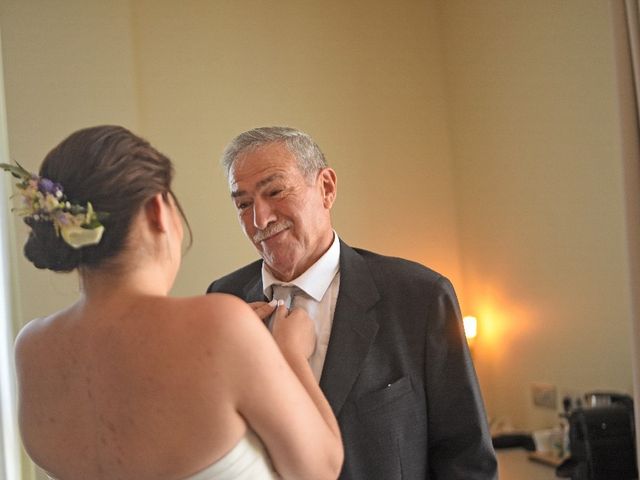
269 285 321 378
271 284 299 309
268 285 300 329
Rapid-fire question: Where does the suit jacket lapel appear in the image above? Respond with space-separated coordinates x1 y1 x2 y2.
244 275 266 303
320 241 380 416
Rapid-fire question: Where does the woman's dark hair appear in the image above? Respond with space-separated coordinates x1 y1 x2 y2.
24 125 191 272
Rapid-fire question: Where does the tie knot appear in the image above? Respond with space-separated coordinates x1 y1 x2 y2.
271 284 301 308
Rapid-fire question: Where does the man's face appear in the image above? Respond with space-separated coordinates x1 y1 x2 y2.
228 142 337 282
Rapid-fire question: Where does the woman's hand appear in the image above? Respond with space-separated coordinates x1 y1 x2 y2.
272 305 316 360
247 300 278 323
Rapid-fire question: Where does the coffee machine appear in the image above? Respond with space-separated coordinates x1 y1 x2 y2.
556 392 637 480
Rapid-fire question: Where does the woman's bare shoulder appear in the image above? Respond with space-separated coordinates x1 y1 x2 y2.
14 314 57 348
172 293 254 320
13 314 61 371
168 294 266 339
165 295 278 382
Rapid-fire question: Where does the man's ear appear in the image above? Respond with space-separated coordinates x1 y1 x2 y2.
144 193 169 232
319 168 337 209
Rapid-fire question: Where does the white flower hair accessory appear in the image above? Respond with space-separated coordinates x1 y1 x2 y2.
1 161 107 249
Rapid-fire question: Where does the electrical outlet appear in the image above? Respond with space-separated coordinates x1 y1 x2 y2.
531 382 557 409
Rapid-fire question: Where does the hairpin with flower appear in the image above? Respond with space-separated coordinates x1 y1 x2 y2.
0 161 107 249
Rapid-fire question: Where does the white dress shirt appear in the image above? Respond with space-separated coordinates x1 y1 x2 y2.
262 233 341 381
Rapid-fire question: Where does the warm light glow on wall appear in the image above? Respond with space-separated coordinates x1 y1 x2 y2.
475 305 509 359
463 315 478 340
471 291 533 365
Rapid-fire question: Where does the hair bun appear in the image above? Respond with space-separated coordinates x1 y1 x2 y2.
23 218 83 272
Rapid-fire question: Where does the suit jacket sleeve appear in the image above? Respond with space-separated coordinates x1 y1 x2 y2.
424 276 497 479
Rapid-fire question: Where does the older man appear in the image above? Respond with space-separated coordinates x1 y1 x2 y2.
207 126 497 479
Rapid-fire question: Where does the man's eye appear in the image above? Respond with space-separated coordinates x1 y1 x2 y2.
269 189 283 197
236 201 251 210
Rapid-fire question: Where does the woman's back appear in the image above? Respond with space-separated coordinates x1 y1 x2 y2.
16 294 251 480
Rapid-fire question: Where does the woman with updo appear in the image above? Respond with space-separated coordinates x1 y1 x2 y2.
4 126 342 480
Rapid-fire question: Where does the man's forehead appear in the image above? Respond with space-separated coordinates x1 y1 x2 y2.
228 147 299 191
230 172 285 197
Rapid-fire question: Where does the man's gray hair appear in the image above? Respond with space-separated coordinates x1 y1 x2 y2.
221 126 328 179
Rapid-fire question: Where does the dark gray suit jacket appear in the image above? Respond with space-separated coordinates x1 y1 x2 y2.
207 240 497 479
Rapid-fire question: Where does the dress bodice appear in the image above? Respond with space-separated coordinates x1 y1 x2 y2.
181 430 280 480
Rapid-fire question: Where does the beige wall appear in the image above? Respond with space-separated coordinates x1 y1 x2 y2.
0 0 637 476
439 0 635 429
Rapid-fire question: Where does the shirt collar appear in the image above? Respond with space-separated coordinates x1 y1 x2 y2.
262 231 340 301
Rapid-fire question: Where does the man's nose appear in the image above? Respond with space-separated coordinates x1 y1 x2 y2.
253 198 276 229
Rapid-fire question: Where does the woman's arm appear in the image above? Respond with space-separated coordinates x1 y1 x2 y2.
209 296 343 480
271 305 342 446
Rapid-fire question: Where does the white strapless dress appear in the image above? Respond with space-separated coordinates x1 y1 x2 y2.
181 430 281 480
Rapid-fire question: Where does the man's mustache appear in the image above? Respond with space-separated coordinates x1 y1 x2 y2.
252 220 293 243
